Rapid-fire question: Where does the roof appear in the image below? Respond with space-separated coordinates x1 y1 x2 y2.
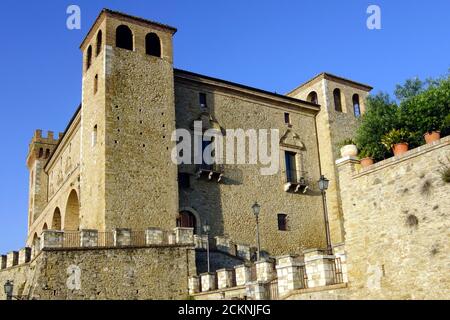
174 69 320 111
287 72 373 96
80 8 177 49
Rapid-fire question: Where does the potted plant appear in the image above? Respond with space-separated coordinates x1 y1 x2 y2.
337 138 358 158
358 148 375 168
422 116 442 144
381 128 411 156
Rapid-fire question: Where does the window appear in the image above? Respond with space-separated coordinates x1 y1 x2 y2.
285 151 297 183
333 88 342 112
199 93 207 109
96 30 102 56
116 25 133 50
94 74 98 94
38 148 43 158
176 211 197 234
353 94 361 118
145 33 161 57
86 45 92 70
278 214 287 231
92 125 98 147
45 149 50 158
178 173 190 189
307 91 318 104
284 112 290 125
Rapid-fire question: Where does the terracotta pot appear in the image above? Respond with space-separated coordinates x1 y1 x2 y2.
424 131 441 144
340 144 358 158
392 143 409 156
360 157 374 168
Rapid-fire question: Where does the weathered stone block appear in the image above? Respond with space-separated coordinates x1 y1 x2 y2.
276 255 307 296
145 228 164 245
18 247 32 264
188 276 200 295
304 249 336 288
255 259 276 282
193 234 208 249
6 251 19 268
217 268 235 289
40 230 64 249
200 273 217 292
80 229 98 247
215 236 236 255
174 227 194 244
114 228 131 246
234 264 252 286
236 244 256 261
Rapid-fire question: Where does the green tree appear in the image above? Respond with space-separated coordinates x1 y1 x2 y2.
355 92 399 161
394 77 424 102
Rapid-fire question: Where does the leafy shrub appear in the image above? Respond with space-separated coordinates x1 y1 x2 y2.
381 128 411 151
398 77 450 145
355 93 399 161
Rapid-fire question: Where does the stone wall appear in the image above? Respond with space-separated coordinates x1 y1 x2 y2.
334 136 450 299
0 245 196 300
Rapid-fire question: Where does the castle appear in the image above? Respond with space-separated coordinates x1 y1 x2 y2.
1 9 448 300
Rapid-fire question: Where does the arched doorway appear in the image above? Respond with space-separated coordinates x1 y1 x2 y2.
177 211 198 234
52 207 62 230
65 190 80 231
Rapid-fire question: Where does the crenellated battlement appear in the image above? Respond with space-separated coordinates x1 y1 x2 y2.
26 129 63 167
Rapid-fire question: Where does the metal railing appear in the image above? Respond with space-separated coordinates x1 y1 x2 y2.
332 257 344 285
264 279 279 300
299 265 308 289
61 230 151 248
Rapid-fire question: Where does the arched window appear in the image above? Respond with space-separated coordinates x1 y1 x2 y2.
307 91 318 104
145 33 161 57
38 148 43 158
42 223 48 231
65 190 80 231
86 45 92 70
96 30 102 56
176 211 197 234
353 94 361 118
333 88 342 112
45 149 50 158
52 208 62 230
116 25 133 51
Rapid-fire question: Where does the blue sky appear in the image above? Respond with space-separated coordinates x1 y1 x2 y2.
0 0 449 253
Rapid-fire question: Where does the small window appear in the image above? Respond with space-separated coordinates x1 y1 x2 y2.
92 125 98 147
38 148 43 158
285 151 298 183
333 88 342 112
116 25 133 51
96 30 102 56
307 91 318 104
178 173 190 189
278 214 287 231
86 45 92 70
145 33 161 57
94 74 98 94
45 149 50 158
353 94 361 118
284 112 290 125
199 93 207 109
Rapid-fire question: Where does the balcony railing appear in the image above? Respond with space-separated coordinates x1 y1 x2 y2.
195 163 224 182
284 170 309 193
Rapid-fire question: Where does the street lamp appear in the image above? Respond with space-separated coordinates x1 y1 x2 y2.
4 280 13 301
252 202 261 260
318 175 333 255
203 224 211 273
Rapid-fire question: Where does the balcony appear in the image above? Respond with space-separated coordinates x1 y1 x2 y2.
284 170 309 193
195 163 224 182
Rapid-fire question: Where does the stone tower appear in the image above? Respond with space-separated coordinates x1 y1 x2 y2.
79 9 179 231
288 73 372 243
26 130 60 229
